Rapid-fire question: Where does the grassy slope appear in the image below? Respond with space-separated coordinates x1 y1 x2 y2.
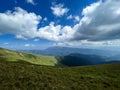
0 60 120 90
0 48 57 66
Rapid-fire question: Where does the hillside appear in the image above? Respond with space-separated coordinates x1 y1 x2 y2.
1 47 119 67
0 48 57 66
0 60 120 90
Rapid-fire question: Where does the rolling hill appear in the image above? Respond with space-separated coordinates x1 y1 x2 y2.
0 60 120 90
1 47 119 67
0 47 58 66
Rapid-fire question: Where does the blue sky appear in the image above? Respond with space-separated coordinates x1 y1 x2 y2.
0 0 120 49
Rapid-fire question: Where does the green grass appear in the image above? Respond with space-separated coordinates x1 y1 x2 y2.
0 48 57 66
0 47 120 90
0 60 120 90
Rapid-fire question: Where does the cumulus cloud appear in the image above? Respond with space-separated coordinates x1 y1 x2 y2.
38 22 74 41
26 0 35 5
43 17 47 21
38 22 62 41
34 38 39 42
67 15 73 19
25 44 30 47
1 0 120 46
67 15 80 22
54 40 115 47
72 0 120 41
54 0 120 44
24 44 34 47
0 7 72 42
15 34 28 40
74 16 80 22
51 4 69 17
0 7 41 40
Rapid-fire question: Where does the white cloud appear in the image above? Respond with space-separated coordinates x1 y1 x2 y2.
0 7 41 39
49 0 120 45
43 17 47 21
51 4 69 17
37 22 74 41
34 38 39 42
38 22 62 41
67 15 73 19
0 7 72 42
74 16 80 22
60 39 120 46
24 44 34 47
15 34 27 40
72 0 120 42
1 0 120 46
26 0 35 5
67 15 80 22
25 44 30 47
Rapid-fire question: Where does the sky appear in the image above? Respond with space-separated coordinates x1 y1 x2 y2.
0 0 120 50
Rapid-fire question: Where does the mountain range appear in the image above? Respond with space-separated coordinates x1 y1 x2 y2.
0 47 119 67
21 46 120 61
